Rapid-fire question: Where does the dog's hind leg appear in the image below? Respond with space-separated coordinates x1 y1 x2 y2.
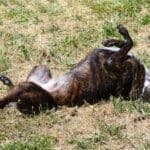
115 24 133 59
105 25 133 71
102 24 133 49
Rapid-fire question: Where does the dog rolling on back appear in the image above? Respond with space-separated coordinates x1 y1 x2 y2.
0 25 147 115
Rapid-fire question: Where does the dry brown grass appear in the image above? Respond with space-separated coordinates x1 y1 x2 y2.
0 0 149 149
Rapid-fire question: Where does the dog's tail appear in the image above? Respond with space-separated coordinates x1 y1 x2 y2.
0 75 14 88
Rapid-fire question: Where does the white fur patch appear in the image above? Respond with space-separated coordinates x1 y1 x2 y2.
103 46 134 56
103 46 120 52
143 69 150 93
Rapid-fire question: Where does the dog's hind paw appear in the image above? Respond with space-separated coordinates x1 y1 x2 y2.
117 24 129 35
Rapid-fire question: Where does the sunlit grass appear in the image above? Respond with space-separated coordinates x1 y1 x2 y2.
6 7 39 24
0 0 149 149
1 136 56 150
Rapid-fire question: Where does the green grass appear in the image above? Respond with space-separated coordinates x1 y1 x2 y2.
141 15 150 25
69 122 126 149
99 123 125 139
0 48 10 72
3 32 36 60
37 1 62 17
0 110 59 147
6 6 39 24
0 136 56 150
0 0 21 6
138 51 150 68
0 0 149 149
69 131 107 149
112 97 150 115
83 0 148 18
48 27 102 69
101 21 121 39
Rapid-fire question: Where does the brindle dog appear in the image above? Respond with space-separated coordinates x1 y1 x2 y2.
0 25 147 115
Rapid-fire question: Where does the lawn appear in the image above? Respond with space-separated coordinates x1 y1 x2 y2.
0 0 149 149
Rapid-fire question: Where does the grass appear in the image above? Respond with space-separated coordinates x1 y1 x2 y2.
112 97 150 115
69 122 126 149
82 0 147 18
70 132 107 149
101 21 122 39
0 0 149 149
38 1 63 17
0 48 10 72
138 51 150 68
138 142 150 150
6 6 39 24
1 136 56 150
141 15 150 25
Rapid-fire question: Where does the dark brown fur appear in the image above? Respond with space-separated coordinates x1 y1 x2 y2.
0 25 146 115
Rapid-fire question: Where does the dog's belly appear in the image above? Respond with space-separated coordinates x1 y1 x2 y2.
41 75 74 105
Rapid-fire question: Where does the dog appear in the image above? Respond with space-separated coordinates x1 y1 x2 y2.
0 25 148 115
